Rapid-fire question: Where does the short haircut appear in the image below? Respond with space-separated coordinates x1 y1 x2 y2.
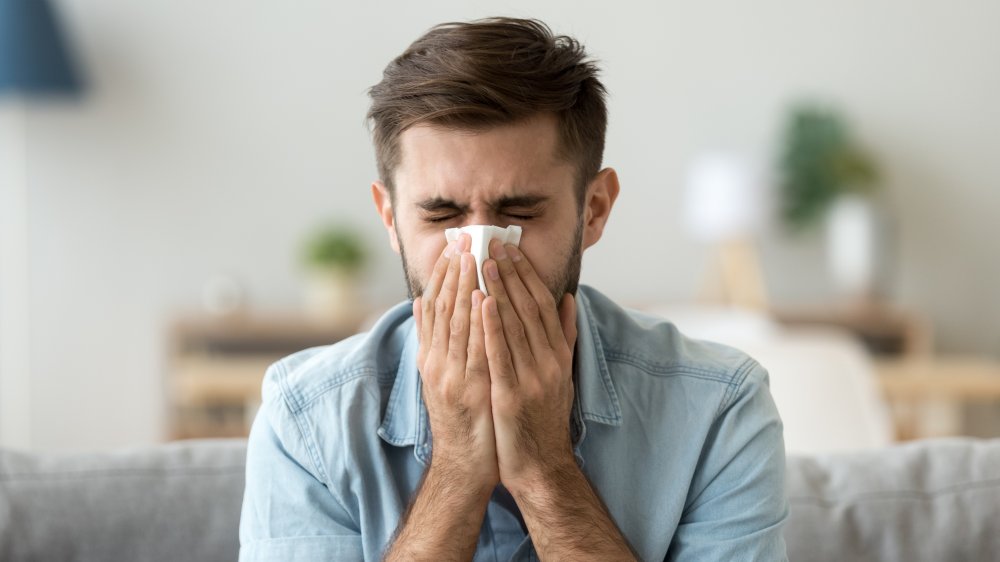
366 17 608 206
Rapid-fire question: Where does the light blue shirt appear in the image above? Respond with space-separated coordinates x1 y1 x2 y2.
239 284 789 561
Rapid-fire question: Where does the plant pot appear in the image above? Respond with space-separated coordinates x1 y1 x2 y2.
302 268 364 329
825 194 881 302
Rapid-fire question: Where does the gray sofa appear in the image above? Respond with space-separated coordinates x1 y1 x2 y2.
1 438 998 561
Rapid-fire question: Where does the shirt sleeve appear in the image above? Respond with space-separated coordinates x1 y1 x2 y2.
666 359 790 561
239 364 364 562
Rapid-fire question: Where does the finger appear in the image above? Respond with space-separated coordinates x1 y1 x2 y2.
466 289 488 381
482 254 535 371
485 239 544 360
482 295 517 389
413 298 427 368
447 247 476 365
559 293 578 348
421 238 459 348
430 239 464 355
506 244 565 352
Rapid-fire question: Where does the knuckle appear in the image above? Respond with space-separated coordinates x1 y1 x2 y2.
507 319 526 342
499 259 515 276
486 340 505 360
521 297 540 319
434 298 450 317
421 358 439 380
522 380 543 399
465 359 487 378
447 344 464 362
539 293 557 316
439 378 463 402
449 315 467 335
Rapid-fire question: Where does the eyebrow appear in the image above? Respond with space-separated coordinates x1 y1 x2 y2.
415 194 549 213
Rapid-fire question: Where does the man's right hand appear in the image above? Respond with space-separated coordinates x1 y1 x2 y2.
384 233 496 560
413 233 499 491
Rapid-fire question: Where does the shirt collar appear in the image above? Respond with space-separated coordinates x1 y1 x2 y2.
377 285 623 465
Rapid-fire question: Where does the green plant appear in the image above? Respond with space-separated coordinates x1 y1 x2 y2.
779 104 879 231
302 224 367 274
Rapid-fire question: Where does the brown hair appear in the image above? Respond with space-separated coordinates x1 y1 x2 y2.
366 17 608 207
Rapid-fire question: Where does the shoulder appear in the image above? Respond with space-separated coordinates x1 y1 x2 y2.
579 285 767 403
260 300 414 415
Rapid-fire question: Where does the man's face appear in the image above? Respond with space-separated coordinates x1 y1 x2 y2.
381 113 584 302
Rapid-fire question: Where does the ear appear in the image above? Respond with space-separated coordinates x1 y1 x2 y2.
581 167 620 250
371 180 401 254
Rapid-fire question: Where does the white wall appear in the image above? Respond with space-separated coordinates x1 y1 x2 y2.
11 0 1000 450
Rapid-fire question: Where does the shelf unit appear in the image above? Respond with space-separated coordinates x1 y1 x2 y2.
165 311 358 439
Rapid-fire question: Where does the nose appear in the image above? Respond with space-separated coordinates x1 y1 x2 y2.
463 209 505 227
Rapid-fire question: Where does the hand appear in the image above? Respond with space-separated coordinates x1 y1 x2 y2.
413 233 499 490
480 239 578 492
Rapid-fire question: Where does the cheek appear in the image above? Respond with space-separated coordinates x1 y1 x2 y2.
398 215 446 276
518 240 561 283
413 237 448 281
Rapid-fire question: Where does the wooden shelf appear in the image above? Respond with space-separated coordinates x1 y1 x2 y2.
874 355 1000 440
772 301 932 357
876 357 1000 400
165 311 361 439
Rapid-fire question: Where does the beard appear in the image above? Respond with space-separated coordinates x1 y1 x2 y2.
398 217 584 305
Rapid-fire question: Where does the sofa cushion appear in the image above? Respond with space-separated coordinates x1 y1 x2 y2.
0 438 246 562
2 436 998 561
785 437 1000 561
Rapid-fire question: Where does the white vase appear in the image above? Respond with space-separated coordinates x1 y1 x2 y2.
825 194 880 301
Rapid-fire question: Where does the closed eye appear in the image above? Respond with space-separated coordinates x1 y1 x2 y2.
424 215 459 223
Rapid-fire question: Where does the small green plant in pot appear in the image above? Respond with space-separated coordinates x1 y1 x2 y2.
779 104 879 232
300 224 368 327
778 104 885 301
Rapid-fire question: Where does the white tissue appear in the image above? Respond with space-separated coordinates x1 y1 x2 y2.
444 225 522 296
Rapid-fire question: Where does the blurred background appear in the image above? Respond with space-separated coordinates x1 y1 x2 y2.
1 0 998 454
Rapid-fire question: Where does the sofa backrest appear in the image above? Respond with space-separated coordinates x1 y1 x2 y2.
785 437 1000 561
1 437 998 561
0 439 246 562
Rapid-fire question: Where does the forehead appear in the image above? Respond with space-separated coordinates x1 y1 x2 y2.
393 113 575 203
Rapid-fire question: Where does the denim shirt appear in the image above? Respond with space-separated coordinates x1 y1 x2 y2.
239 284 789 561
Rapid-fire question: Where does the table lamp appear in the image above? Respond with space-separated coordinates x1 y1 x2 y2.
0 0 83 447
682 151 770 310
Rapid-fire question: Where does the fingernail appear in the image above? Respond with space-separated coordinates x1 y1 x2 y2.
444 240 457 257
492 240 508 260
508 245 522 262
486 260 499 280
472 291 483 307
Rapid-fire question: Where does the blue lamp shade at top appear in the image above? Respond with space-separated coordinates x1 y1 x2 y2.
0 0 82 95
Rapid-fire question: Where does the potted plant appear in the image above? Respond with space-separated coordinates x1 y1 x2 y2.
300 223 368 327
778 104 884 301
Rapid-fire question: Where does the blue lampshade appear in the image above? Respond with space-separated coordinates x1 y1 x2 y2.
0 0 82 95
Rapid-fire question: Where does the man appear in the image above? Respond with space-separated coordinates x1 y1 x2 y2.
240 17 788 561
